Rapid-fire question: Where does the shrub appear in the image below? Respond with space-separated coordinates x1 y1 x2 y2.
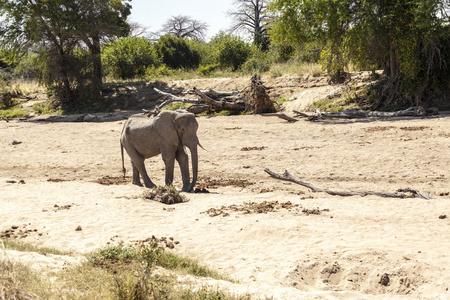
197 63 218 76
92 241 138 261
209 32 251 71
102 37 160 79
12 53 41 80
145 64 175 78
241 47 272 73
155 35 201 70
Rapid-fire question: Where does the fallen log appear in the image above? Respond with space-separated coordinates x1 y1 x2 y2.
192 87 245 112
292 106 438 121
264 169 433 200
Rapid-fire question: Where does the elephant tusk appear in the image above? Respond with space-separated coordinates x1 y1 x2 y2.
198 140 207 151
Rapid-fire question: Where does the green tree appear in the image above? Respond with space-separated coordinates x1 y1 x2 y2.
0 0 130 107
155 35 201 69
208 32 251 70
269 0 450 107
102 36 159 79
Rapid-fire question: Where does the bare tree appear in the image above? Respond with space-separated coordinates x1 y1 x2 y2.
227 0 270 49
128 22 149 37
160 15 208 41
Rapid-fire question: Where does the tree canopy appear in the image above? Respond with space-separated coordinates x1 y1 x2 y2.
268 0 450 107
0 0 131 106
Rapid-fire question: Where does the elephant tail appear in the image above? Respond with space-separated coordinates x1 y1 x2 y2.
120 141 126 179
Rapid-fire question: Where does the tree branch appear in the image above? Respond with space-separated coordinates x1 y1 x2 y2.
264 169 433 199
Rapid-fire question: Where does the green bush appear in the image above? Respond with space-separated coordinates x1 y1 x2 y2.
145 64 175 78
92 241 138 261
102 37 159 79
209 32 251 70
12 53 41 80
241 47 272 73
155 35 201 70
197 63 218 76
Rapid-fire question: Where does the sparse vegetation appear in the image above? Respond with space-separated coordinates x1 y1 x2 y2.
0 105 29 118
1 239 246 299
2 239 69 255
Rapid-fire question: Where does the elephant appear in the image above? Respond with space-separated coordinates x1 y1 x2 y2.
120 110 201 192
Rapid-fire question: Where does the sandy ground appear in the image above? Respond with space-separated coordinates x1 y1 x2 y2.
1 76 450 299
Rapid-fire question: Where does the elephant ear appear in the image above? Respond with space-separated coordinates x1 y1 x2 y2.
154 111 179 147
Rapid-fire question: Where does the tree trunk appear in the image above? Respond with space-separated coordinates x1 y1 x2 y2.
389 35 400 79
91 35 102 86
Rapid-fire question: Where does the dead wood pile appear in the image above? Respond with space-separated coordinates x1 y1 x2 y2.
149 75 276 115
242 74 276 114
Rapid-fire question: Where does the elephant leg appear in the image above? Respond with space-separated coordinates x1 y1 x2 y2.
131 162 142 187
176 148 190 192
162 152 176 187
136 161 156 188
127 148 155 188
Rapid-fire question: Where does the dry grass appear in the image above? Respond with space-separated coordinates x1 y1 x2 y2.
11 79 43 96
268 62 323 78
1 240 250 300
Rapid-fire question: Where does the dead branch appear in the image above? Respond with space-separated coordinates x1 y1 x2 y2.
264 169 432 199
183 87 247 98
292 106 438 121
261 113 299 122
154 88 202 107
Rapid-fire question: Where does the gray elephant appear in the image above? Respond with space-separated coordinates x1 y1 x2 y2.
120 110 201 192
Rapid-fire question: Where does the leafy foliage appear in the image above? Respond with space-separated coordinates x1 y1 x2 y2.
241 46 272 73
0 0 131 108
102 37 160 79
155 34 201 70
268 0 450 108
209 32 252 71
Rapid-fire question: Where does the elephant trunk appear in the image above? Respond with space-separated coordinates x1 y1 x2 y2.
188 145 198 192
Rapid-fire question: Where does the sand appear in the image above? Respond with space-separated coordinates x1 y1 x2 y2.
1 77 450 298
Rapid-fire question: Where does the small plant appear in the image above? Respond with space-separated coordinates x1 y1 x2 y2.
92 241 138 261
32 101 62 115
162 102 188 111
277 97 291 104
197 64 218 76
